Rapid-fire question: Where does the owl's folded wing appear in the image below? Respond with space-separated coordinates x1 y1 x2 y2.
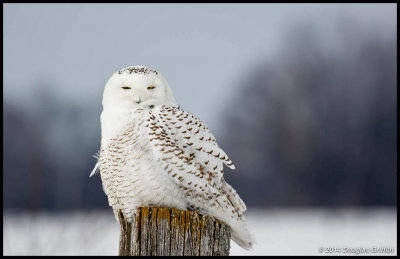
144 105 247 212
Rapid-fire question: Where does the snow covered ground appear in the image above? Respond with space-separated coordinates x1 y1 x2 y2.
3 208 397 256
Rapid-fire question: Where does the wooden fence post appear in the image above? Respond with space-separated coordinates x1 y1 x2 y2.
118 207 231 256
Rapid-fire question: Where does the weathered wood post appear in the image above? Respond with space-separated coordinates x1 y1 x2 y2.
118 207 231 256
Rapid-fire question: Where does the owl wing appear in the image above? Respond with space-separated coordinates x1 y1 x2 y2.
144 105 246 212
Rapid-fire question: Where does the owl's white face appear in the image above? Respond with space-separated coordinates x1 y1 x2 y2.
102 66 177 110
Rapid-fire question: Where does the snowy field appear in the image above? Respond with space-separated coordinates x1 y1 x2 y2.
3 208 397 256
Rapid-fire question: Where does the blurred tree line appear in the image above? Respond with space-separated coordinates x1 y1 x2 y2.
3 21 396 211
3 83 106 211
221 21 397 207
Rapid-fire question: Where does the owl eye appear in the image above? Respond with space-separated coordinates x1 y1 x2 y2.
147 86 155 90
121 86 131 90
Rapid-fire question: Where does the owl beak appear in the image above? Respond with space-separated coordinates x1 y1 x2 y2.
135 97 142 104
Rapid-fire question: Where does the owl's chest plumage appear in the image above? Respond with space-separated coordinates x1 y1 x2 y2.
99 108 186 220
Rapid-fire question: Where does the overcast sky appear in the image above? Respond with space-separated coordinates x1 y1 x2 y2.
3 3 396 133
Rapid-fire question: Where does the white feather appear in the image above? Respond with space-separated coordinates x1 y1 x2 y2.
89 152 100 177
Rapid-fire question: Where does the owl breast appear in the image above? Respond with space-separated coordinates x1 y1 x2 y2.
99 108 187 221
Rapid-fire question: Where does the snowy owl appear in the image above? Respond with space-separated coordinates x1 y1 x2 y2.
90 66 254 249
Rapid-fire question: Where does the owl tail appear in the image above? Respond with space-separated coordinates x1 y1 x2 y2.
230 218 256 250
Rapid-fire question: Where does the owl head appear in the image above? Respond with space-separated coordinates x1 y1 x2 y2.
102 66 177 110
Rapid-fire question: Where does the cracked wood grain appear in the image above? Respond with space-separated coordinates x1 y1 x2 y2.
118 207 230 256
